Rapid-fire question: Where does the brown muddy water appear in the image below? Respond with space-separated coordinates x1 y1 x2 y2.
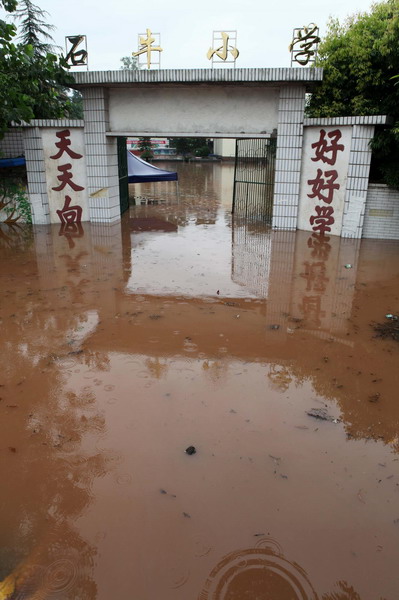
1 161 399 600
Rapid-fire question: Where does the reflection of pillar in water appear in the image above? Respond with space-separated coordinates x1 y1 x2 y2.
231 220 272 298
291 232 361 338
264 231 297 336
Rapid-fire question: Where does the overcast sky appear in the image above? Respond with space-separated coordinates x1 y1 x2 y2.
5 0 373 71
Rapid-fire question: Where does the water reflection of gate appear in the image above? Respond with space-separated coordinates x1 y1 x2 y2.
232 138 276 222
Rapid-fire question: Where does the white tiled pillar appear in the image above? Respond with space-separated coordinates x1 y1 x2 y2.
23 127 50 225
341 125 375 238
272 85 306 230
83 88 120 223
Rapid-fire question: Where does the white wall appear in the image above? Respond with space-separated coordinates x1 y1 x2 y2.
108 86 279 137
213 138 236 157
362 184 399 240
297 126 351 236
42 128 89 223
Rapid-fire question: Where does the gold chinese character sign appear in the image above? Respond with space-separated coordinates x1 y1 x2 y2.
207 31 239 66
133 29 163 69
289 23 320 66
65 35 88 67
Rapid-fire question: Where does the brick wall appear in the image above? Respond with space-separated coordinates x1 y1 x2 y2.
362 184 399 240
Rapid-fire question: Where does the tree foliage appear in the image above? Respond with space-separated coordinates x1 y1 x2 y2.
0 0 73 139
172 138 211 156
307 0 399 188
14 0 56 54
138 136 153 160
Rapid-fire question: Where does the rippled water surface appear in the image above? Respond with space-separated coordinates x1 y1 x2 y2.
1 161 399 600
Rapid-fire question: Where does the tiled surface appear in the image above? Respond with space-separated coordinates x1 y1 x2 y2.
362 184 399 240
304 115 390 126
83 87 121 222
73 68 324 86
272 85 305 230
23 127 50 225
341 126 375 238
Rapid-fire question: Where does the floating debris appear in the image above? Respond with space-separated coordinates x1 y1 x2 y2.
369 393 380 403
183 512 191 518
372 317 399 342
306 408 338 422
269 324 280 330
344 264 352 269
185 446 196 455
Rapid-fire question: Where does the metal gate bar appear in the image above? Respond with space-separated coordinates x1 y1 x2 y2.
232 138 276 223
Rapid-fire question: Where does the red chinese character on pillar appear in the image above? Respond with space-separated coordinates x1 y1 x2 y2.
307 169 339 204
56 195 82 224
50 129 83 160
311 129 344 165
52 164 85 192
309 205 335 234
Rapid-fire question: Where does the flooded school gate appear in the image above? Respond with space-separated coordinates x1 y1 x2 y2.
1 161 399 600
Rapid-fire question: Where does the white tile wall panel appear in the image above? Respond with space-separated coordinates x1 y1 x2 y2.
347 177 370 192
276 147 302 160
277 135 303 148
363 184 399 240
275 170 301 184
278 123 303 137
278 111 304 124
348 150 372 165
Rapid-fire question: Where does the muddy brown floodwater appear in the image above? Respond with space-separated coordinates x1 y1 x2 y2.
1 161 399 600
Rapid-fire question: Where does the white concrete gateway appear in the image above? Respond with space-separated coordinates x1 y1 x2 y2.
0 67 395 238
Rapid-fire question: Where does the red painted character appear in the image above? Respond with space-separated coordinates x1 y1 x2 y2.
52 164 85 192
309 205 335 234
50 129 83 160
311 129 344 166
56 195 82 224
307 169 339 204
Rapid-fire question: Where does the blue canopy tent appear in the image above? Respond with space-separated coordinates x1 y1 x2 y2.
127 151 178 183
127 150 179 205
0 157 26 168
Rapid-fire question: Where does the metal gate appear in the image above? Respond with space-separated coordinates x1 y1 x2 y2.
117 137 129 215
232 138 276 222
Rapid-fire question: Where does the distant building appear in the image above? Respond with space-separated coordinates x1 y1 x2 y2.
213 139 236 159
127 138 176 156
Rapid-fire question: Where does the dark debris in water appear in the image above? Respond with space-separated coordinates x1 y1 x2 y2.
185 446 196 455
372 317 399 342
306 408 338 423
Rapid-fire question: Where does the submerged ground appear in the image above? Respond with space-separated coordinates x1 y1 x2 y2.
1 162 399 599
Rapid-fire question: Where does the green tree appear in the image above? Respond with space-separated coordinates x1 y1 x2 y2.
67 89 83 119
14 0 56 54
172 137 211 157
0 0 73 139
138 136 153 160
307 0 399 188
